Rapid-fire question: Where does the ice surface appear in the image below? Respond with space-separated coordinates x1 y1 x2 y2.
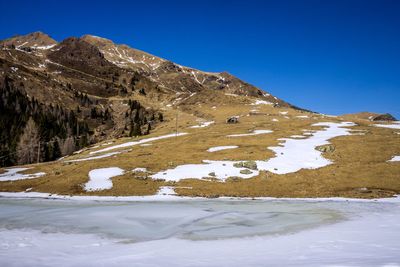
0 198 399 267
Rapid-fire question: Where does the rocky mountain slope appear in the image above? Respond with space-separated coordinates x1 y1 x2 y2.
0 31 291 167
0 32 399 199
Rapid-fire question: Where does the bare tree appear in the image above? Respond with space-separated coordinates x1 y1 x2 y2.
16 117 40 164
61 136 76 156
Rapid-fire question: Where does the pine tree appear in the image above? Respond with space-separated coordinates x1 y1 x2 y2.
52 139 62 160
145 123 151 135
16 117 40 164
158 113 164 122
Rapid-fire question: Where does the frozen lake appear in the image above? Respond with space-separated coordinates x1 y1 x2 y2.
0 198 400 266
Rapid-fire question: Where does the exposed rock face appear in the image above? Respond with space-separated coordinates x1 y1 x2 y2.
0 31 57 49
240 169 252 175
227 117 239 124
0 31 296 167
234 161 258 170
315 144 335 153
372 113 397 122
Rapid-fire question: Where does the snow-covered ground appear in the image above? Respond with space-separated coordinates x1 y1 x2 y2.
251 100 272 105
84 167 124 191
227 129 273 137
65 151 122 162
152 122 355 180
389 156 400 162
374 123 400 129
207 146 238 152
190 121 214 128
0 198 399 267
257 121 355 174
90 132 188 154
0 168 45 182
152 160 258 181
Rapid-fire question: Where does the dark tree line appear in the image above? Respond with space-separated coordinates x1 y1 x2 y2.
0 76 90 166
125 99 163 137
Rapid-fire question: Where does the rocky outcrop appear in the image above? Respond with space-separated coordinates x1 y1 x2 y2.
234 161 258 170
372 113 397 122
315 144 335 153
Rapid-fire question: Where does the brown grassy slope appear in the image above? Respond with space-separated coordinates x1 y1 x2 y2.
1 102 399 198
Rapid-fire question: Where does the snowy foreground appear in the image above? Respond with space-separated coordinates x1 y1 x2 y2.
0 197 400 267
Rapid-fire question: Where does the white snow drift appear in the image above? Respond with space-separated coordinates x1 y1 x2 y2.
388 156 400 162
84 167 124 191
90 133 188 154
65 151 122 162
151 160 259 182
251 100 272 105
152 122 355 181
0 168 45 182
227 129 273 137
207 146 239 152
190 121 214 128
374 123 400 129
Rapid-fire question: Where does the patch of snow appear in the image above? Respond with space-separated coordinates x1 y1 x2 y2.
225 93 238 97
279 111 288 115
0 168 45 182
388 156 400 162
140 143 152 147
251 100 272 105
190 121 214 128
90 133 188 154
10 67 18 72
152 122 355 181
374 124 400 129
227 130 273 137
256 122 355 174
319 114 338 118
156 186 176 196
296 115 309 118
84 167 124 191
272 118 279 122
207 146 239 152
0 191 399 202
65 152 121 163
35 44 56 50
151 160 259 182
290 135 306 139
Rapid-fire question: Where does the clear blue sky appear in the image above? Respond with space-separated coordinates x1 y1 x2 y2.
1 0 399 118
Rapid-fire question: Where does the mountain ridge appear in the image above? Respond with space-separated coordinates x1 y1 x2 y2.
0 31 290 166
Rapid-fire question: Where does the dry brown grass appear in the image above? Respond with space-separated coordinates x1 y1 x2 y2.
1 103 399 198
